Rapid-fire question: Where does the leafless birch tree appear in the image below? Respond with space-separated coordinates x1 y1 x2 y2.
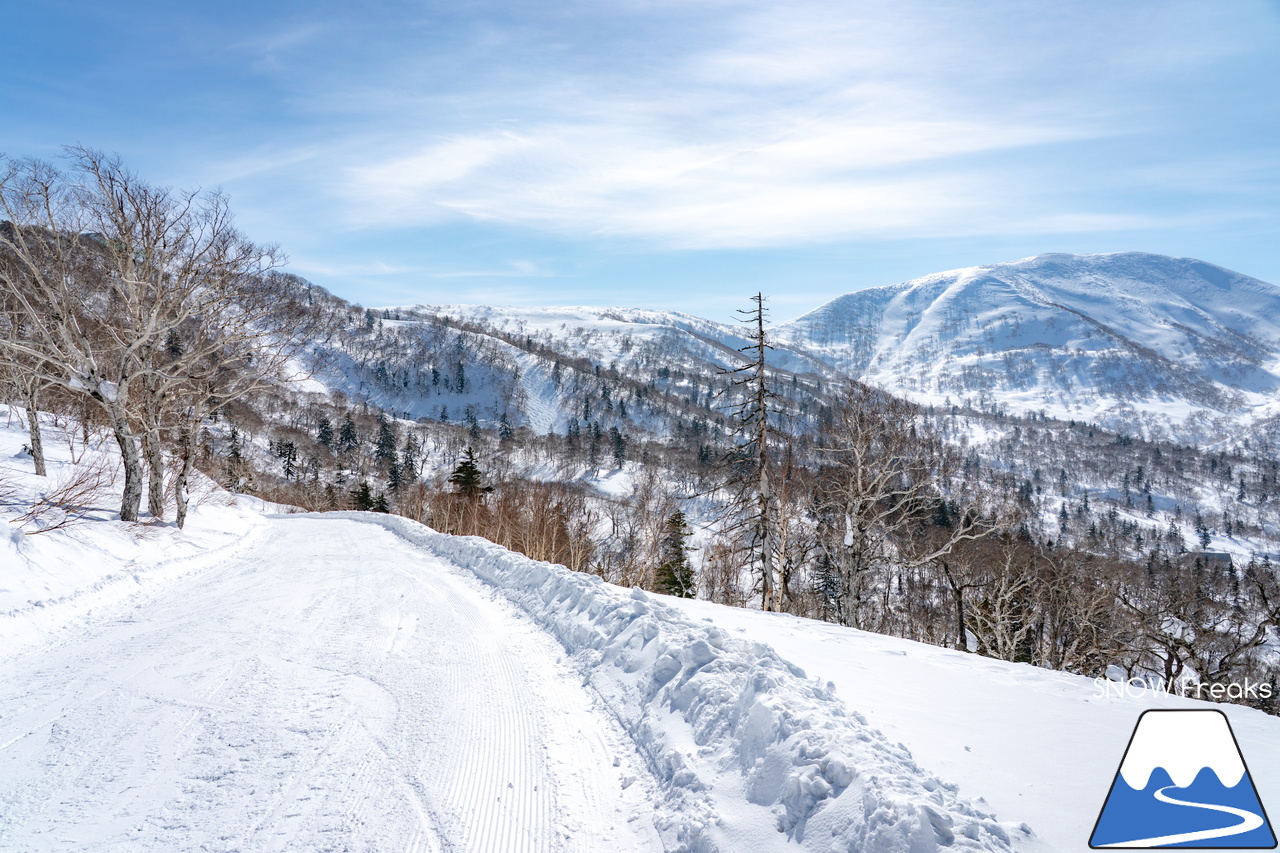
0 148 314 524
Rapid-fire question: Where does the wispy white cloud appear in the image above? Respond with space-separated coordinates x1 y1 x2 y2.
341 113 1106 247
333 0 1194 247
9 0 1278 314
423 260 559 279
287 258 417 278
232 22 332 73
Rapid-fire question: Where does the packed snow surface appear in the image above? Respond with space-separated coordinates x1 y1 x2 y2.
2 510 1021 853
1 516 665 852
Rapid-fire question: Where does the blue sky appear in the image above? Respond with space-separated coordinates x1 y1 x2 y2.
3 0 1279 323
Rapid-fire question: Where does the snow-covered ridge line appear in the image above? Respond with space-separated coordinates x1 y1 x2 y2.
327 511 1026 853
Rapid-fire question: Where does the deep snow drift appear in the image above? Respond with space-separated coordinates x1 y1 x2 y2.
665 598 1280 853
360 513 1026 852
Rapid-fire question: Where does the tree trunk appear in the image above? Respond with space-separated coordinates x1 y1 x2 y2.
175 427 193 529
760 469 776 611
143 426 166 520
23 388 46 477
839 536 864 629
940 561 969 651
109 412 143 522
752 295 778 612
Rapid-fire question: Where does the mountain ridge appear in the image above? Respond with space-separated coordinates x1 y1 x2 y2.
770 252 1280 443
359 252 1280 446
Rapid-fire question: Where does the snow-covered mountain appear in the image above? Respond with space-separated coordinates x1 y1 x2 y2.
414 304 833 379
309 252 1280 449
315 300 839 448
772 252 1280 444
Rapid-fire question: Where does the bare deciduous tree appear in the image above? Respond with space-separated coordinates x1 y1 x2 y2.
817 383 992 629
0 148 316 525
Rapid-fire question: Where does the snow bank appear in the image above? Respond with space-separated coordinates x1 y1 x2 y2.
336 512 1025 853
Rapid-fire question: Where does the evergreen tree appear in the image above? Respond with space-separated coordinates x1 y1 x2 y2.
812 551 841 616
375 414 398 462
448 447 492 500
350 480 376 511
316 415 334 447
610 426 627 468
654 511 696 597
224 426 246 492
588 421 602 469
400 435 419 480
338 413 359 453
276 439 298 479
1195 512 1212 549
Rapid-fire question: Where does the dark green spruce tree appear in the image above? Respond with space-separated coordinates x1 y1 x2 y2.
448 447 492 501
654 511 696 598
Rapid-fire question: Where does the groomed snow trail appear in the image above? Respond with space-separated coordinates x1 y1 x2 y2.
0 517 662 852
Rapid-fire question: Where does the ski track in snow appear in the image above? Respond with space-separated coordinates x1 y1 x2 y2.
0 517 661 853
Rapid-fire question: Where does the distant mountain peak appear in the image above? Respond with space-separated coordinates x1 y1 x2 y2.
773 252 1280 443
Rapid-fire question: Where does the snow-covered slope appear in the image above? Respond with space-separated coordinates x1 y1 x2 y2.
0 507 1024 851
0 408 275 657
3 409 1279 852
6 511 1279 853
1 412 1018 852
666 598 1280 853
409 304 832 379
772 253 1280 443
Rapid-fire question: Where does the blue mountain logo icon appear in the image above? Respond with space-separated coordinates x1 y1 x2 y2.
1091 709 1276 848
